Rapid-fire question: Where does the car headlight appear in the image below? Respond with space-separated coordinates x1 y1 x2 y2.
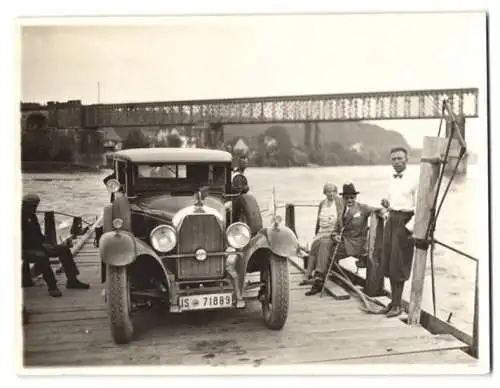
150 225 177 253
112 218 123 229
226 222 251 249
106 178 121 193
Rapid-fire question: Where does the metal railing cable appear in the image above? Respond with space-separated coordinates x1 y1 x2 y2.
422 100 477 316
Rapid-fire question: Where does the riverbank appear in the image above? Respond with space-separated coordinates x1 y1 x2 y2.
22 161 105 173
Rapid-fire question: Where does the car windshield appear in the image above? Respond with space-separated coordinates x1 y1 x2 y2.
138 164 187 179
132 163 227 193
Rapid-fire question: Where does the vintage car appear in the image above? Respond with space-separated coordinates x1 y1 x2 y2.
99 148 299 344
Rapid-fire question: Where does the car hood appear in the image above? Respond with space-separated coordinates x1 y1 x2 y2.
132 194 226 220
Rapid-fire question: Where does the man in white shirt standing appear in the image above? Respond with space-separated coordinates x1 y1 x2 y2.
379 147 418 318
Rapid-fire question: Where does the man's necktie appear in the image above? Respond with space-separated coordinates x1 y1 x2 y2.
394 173 403 178
343 206 350 222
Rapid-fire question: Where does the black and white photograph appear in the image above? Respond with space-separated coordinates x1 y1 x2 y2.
13 6 492 376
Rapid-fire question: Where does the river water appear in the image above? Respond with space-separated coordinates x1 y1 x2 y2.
22 164 482 335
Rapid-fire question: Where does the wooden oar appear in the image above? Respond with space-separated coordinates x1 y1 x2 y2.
329 262 385 313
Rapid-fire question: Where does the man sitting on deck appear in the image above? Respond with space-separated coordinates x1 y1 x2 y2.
299 182 343 286
305 183 381 296
21 194 90 298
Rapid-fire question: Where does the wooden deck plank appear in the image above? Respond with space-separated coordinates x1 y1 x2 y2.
24 319 412 355
288 255 351 300
339 349 477 365
22 240 477 368
324 279 351 300
24 333 467 367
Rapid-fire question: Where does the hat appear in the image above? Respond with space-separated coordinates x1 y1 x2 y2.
340 183 359 196
22 193 40 204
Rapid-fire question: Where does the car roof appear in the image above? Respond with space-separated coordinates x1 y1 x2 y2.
113 147 233 163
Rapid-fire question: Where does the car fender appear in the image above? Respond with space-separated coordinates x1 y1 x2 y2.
241 225 299 276
133 239 175 294
262 225 300 258
103 196 132 233
99 230 136 267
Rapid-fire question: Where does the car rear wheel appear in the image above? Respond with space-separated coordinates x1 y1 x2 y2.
260 253 289 330
106 265 133 344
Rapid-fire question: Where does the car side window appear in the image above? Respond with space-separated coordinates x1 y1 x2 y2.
210 164 226 185
115 161 127 191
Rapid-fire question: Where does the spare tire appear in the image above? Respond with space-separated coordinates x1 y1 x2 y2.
233 194 263 236
231 173 249 194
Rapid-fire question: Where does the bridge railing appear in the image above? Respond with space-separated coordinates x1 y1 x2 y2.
77 88 479 127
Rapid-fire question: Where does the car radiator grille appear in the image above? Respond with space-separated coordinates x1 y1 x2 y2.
177 214 225 280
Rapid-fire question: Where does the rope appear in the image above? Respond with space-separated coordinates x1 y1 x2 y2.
36 210 93 225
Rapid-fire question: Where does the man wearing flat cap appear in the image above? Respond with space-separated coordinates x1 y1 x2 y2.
21 194 89 297
305 183 381 296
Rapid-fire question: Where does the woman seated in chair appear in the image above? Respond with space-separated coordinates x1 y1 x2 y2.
299 182 343 286
304 183 382 296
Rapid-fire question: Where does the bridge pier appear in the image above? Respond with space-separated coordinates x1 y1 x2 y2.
304 122 312 148
195 123 224 149
208 123 224 149
444 115 468 176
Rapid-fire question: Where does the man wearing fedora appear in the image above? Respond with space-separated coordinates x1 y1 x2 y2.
21 194 90 297
378 146 418 318
305 183 380 296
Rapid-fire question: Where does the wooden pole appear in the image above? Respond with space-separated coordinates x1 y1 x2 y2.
364 214 385 297
285 203 297 237
70 216 83 236
44 211 57 246
407 136 443 325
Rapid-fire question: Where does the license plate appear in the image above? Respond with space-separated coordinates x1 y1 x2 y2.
178 293 233 311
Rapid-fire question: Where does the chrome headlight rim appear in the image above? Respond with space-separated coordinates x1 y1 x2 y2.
112 218 123 229
105 178 121 194
150 224 177 253
225 222 251 249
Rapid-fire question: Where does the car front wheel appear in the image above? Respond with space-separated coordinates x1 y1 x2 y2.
260 253 289 330
106 265 134 344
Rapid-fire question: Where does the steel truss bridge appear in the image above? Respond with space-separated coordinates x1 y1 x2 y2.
75 88 478 128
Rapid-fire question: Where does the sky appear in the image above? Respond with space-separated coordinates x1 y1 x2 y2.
20 12 488 151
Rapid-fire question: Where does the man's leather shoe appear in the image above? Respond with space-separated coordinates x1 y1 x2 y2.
305 278 323 295
305 286 322 296
299 277 313 286
66 279 90 290
22 279 34 288
374 304 392 314
49 288 62 298
386 306 402 318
